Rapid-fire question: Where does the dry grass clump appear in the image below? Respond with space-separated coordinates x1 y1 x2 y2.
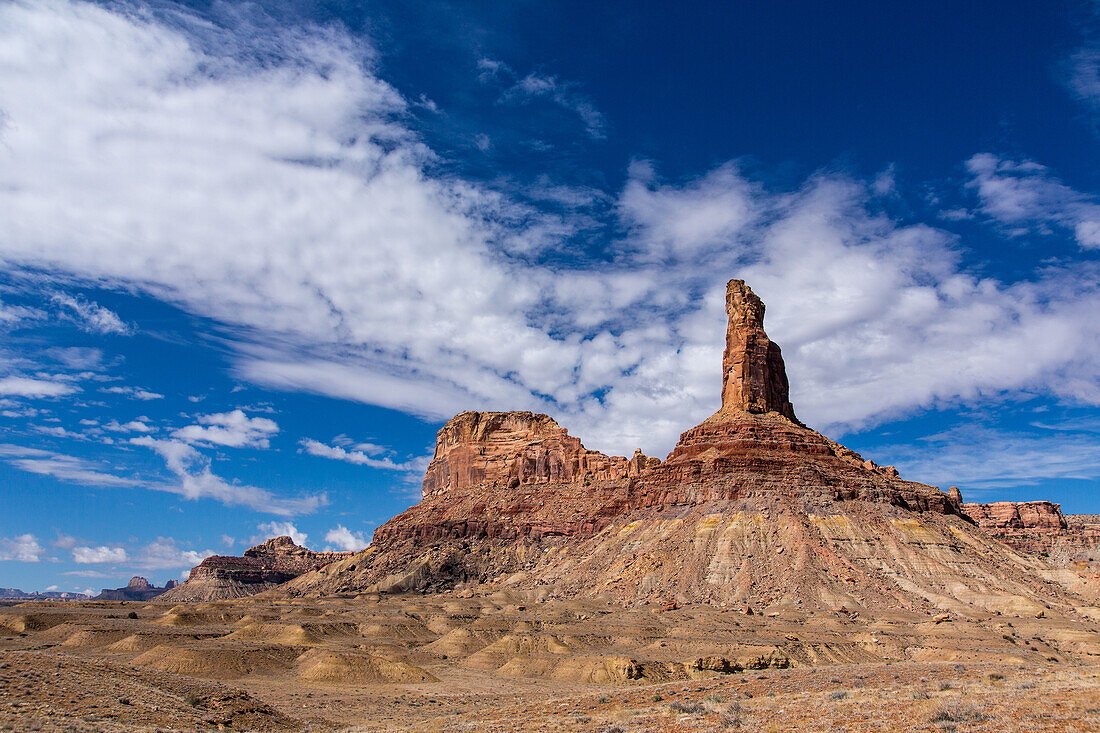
928 699 991 726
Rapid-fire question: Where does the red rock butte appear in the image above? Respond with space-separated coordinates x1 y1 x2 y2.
280 280 1068 615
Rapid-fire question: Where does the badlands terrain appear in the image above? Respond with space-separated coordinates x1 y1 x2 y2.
2 280 1099 731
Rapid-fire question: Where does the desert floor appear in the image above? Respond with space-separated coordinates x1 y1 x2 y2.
1 592 1098 731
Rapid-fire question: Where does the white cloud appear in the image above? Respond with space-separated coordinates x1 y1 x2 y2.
965 153 1100 249
102 386 164 400
0 300 44 325
324 524 368 552
481 58 605 139
220 534 235 548
72 545 127 564
172 410 278 448
53 534 78 550
882 419 1100 498
50 293 131 335
130 436 324 515
104 420 153 433
0 0 1098 471
299 438 429 474
44 584 59 592
0 444 143 487
256 521 308 547
618 160 758 260
0 377 76 398
49 347 104 371
0 534 44 562
135 537 214 570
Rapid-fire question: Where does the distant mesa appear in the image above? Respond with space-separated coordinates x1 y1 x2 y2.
163 536 353 602
0 588 91 602
271 278 1090 617
94 577 177 602
963 500 1100 568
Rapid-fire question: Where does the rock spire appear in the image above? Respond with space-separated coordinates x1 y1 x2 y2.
719 279 798 423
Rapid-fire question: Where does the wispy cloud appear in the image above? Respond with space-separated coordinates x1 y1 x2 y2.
479 57 606 139
299 438 429 474
102 386 164 400
0 444 142 487
882 420 1100 495
130 437 324 516
965 153 1100 249
51 293 131 335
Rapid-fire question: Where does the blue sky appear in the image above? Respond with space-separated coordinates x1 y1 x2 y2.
1 0 1099 593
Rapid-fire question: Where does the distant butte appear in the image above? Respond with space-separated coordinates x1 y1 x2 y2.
164 537 353 602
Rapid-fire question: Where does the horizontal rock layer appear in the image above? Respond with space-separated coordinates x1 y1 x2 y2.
164 537 352 602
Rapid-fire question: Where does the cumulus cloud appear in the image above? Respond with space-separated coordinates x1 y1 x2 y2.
50 293 131 335
300 438 429 474
135 537 214 570
130 436 324 516
0 534 44 562
965 153 1100 249
256 521 308 547
72 545 127 563
323 524 368 552
172 410 278 448
618 160 759 260
0 0 1099 470
0 377 76 398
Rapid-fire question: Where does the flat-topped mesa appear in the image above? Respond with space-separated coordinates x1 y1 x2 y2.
159 536 354 601
421 411 645 498
964 501 1069 533
717 280 798 423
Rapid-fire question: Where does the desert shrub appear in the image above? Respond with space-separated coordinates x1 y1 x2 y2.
937 680 954 691
127 611 138 619
987 672 1004 682
184 692 201 707
928 700 990 725
826 690 847 701
704 692 724 703
912 688 932 700
596 696 609 704
669 700 706 714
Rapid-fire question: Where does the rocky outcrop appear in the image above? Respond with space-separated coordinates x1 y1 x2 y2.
963 502 1100 566
964 501 1068 532
718 280 798 422
278 280 1079 617
94 577 176 602
160 537 353 602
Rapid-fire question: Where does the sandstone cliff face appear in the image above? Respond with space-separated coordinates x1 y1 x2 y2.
278 280 1079 618
964 501 1068 532
161 537 352 602
718 280 798 422
963 502 1100 567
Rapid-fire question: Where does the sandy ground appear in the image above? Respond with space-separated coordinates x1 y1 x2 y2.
1 592 1098 731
